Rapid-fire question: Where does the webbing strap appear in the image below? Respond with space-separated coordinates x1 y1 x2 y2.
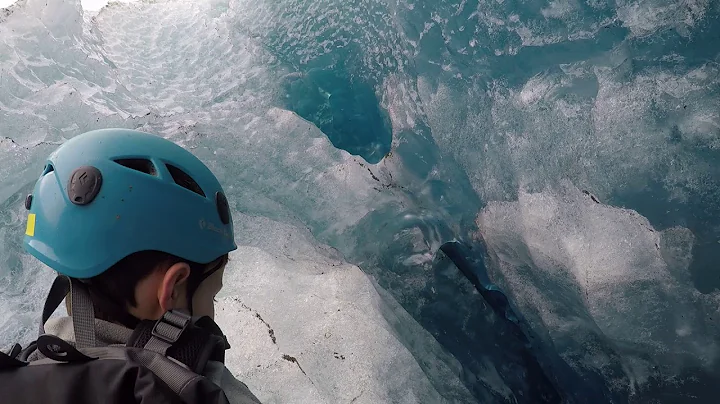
39 275 97 348
69 279 97 348
39 275 70 336
0 350 27 369
143 310 191 356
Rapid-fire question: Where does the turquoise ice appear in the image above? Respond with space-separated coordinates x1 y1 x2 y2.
1 0 719 402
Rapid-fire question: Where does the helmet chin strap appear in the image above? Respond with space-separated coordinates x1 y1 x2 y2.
78 255 227 329
184 256 226 314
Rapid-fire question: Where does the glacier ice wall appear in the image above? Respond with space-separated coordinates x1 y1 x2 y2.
1 0 719 402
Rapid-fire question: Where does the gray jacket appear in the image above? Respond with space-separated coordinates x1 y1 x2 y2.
20 316 262 404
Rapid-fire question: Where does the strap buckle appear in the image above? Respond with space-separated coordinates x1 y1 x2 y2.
151 310 191 344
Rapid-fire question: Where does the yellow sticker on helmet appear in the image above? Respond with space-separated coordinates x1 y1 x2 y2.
26 214 36 237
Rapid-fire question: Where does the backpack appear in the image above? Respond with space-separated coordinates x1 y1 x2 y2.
0 275 233 404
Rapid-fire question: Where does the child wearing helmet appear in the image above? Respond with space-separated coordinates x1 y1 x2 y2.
2 129 262 404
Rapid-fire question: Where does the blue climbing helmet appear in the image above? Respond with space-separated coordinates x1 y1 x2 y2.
23 128 237 279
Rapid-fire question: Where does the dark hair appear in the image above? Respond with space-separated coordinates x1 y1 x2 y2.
82 250 214 329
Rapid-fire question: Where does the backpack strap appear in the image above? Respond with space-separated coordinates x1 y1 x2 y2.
127 310 230 374
4 343 22 359
40 275 97 348
144 310 192 356
0 344 27 370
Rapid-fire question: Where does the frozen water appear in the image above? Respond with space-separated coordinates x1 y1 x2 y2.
1 0 719 402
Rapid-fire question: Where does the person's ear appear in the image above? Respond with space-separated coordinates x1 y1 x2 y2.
158 262 191 312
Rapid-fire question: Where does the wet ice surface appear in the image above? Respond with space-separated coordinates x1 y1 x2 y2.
1 0 719 402
216 244 474 403
479 186 719 393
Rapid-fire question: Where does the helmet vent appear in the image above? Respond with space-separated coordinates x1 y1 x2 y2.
42 163 54 176
114 159 157 176
166 164 206 197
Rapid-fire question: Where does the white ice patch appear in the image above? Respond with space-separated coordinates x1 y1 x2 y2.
541 0 577 19
517 74 559 105
616 0 711 37
477 185 719 375
479 185 672 291
382 74 421 133
215 246 475 404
